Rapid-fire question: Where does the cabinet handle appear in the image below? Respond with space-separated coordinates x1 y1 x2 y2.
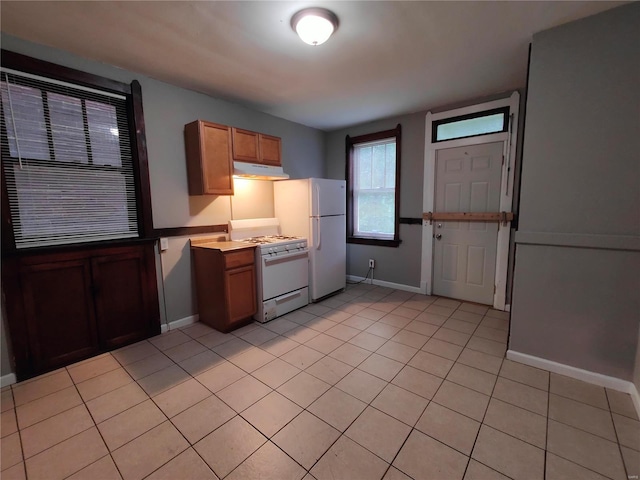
275 291 302 303
263 250 309 265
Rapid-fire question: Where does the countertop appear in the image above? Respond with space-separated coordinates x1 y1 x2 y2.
190 238 255 253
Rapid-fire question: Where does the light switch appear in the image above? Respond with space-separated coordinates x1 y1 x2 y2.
160 238 169 251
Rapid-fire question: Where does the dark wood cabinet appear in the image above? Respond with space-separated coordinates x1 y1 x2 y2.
2 242 160 379
184 120 234 196
191 242 257 333
20 259 98 373
92 248 158 350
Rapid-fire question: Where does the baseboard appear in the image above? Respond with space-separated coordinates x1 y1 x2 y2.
160 314 199 333
346 275 423 294
507 349 640 417
631 384 640 420
1 373 17 388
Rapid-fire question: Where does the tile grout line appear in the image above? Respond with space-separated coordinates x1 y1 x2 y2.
543 365 550 480
441 302 493 480
605 388 632 480
74 361 139 479
459 336 506 480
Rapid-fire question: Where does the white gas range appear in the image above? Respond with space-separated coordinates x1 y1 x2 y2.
229 218 309 323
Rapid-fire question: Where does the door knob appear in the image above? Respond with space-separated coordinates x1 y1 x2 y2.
435 233 442 240
437 223 443 229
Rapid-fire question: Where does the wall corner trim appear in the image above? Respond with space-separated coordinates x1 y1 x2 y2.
160 314 199 334
1 373 17 388
507 349 640 418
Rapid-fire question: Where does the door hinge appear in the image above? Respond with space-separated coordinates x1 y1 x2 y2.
502 155 505 166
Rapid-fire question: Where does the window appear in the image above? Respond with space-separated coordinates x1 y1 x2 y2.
346 125 401 247
1 60 144 249
432 106 509 142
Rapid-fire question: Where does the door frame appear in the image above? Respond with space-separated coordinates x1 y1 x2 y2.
420 92 520 310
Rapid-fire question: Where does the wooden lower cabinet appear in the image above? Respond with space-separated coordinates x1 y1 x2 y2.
192 245 257 333
2 242 160 379
92 249 158 350
20 259 98 373
225 265 257 325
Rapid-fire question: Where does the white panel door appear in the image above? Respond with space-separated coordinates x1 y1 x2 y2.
310 214 346 300
433 142 503 304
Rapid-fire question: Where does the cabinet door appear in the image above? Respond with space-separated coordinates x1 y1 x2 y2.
260 134 282 166
184 121 234 195
201 122 234 195
92 246 160 349
224 265 257 328
20 259 99 373
232 128 260 163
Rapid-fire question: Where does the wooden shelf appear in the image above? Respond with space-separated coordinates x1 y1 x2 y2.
423 211 515 225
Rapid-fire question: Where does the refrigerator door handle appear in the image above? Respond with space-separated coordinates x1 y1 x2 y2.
315 183 321 217
316 216 321 249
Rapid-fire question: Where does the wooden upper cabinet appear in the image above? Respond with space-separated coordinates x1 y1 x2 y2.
231 128 260 163
260 134 282 166
232 127 282 166
184 120 234 196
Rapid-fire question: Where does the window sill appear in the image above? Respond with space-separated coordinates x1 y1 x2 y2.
347 236 401 247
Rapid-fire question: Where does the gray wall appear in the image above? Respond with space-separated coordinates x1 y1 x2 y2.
635 328 640 398
0 35 326 377
325 112 425 287
510 4 640 380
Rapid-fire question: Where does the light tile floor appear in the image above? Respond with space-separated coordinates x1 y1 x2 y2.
1 284 638 480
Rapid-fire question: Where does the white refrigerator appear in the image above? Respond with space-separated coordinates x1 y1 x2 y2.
274 178 346 302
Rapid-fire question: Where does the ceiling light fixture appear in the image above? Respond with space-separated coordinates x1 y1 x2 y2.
291 8 339 46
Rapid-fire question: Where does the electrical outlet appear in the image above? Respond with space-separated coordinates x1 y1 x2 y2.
369 259 375 268
160 237 169 251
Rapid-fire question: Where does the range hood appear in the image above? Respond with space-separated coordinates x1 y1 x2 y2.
233 161 290 180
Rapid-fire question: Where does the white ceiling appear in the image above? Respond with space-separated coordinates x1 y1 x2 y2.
0 1 625 131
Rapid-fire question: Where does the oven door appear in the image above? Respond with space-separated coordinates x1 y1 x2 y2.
260 250 309 301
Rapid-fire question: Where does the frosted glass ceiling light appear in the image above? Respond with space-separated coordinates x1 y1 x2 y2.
291 8 338 46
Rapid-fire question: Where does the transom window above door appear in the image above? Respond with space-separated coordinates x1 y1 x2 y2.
432 106 509 142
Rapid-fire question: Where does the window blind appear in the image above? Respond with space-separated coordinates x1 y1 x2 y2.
1 68 139 249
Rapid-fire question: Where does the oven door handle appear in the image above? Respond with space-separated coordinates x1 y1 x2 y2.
263 250 309 264
275 290 303 303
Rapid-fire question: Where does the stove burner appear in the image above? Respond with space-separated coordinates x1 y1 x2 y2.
242 235 301 245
